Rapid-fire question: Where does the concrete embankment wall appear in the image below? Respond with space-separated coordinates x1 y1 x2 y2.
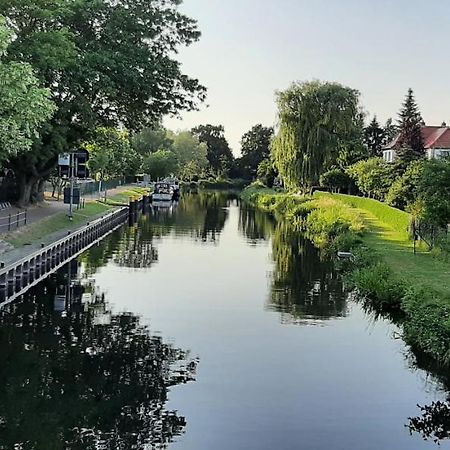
0 207 129 306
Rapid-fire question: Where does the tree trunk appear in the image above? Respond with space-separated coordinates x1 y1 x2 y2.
17 174 37 207
32 179 45 203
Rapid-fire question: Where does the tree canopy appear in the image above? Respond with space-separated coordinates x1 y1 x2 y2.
85 127 140 181
0 0 206 204
395 88 425 168
238 124 274 179
191 124 234 172
143 149 178 180
364 116 386 157
347 157 395 200
132 127 174 155
0 16 55 164
272 80 361 191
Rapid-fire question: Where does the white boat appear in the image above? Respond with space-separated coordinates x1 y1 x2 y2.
152 182 174 201
163 177 180 200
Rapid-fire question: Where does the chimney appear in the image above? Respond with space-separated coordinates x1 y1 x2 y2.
442 121 447 127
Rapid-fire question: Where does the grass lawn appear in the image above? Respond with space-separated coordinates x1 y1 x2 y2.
318 192 450 298
4 201 115 248
101 187 150 206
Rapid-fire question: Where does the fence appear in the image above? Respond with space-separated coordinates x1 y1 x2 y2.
0 211 27 232
77 179 123 196
0 207 129 306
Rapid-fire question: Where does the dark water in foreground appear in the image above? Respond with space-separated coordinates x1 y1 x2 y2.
0 192 448 449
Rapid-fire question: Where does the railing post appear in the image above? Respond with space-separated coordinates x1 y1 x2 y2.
8 213 11 231
16 212 19 228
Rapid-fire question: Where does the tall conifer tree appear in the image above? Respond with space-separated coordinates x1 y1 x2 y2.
364 116 385 157
396 88 425 165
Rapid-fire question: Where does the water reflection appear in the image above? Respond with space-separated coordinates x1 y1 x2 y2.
238 205 274 244
0 260 196 450
269 222 347 323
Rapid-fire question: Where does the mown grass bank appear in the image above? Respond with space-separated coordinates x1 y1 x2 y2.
242 185 450 366
4 202 115 248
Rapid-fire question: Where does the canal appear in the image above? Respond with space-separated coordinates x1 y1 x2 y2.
0 191 447 449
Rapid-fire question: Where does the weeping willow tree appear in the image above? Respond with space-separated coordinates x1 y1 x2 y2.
272 80 361 192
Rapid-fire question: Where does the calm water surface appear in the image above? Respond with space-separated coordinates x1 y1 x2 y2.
0 192 448 449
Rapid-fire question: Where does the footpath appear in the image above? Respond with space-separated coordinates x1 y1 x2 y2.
0 184 144 267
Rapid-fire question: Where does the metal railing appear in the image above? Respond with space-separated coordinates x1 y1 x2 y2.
0 207 129 306
0 211 27 232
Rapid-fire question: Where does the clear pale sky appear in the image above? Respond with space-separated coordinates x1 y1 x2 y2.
164 0 450 156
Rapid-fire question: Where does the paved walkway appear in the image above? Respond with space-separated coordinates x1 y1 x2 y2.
0 184 137 265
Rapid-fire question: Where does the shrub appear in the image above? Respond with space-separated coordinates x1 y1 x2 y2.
347 157 395 200
350 262 406 310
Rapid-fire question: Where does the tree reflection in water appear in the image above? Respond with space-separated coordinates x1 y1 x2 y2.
406 350 450 444
0 261 197 450
268 222 347 324
238 205 275 244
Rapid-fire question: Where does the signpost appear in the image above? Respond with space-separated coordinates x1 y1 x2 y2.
59 151 89 219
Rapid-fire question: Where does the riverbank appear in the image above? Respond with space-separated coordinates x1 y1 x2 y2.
0 186 148 264
242 185 450 366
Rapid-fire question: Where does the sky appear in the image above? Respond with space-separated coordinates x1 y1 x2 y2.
164 0 450 156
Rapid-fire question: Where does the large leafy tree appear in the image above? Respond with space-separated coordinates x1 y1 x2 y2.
143 149 178 180
0 0 206 205
131 126 174 155
191 124 234 173
364 116 386 157
238 124 274 179
0 16 55 165
272 80 361 192
395 88 425 167
85 127 141 183
347 157 395 200
169 130 208 168
416 160 450 229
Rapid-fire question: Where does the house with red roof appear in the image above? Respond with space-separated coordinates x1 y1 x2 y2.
383 125 450 162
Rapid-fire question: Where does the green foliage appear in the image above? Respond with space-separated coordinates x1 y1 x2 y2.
383 118 398 143
395 88 425 168
143 149 178 180
363 116 386 157
197 179 247 190
170 130 208 168
131 127 174 155
303 197 365 248
386 159 425 209
416 159 450 228
1 0 206 204
191 124 234 172
317 192 411 241
319 168 351 193
402 290 450 364
256 158 277 187
85 127 140 180
347 157 395 200
238 124 273 179
272 80 362 191
350 262 406 310
0 16 55 163
241 187 364 250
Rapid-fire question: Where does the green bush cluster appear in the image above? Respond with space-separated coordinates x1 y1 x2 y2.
348 248 450 365
241 186 364 250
